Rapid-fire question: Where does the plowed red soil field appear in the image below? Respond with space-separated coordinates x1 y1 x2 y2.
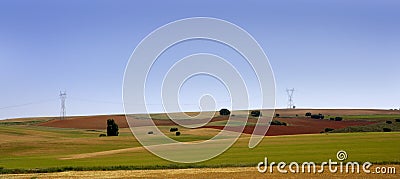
37 115 229 129
204 118 376 136
37 109 397 135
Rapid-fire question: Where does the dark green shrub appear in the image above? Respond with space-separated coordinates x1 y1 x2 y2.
311 114 324 119
99 134 106 137
270 120 287 126
305 112 311 117
386 121 392 124
106 119 119 136
335 117 343 121
147 131 154 134
395 119 400 122
310 114 318 119
176 131 181 136
325 128 334 132
383 128 391 132
275 113 280 117
219 108 231 116
250 110 261 117
170 127 178 132
330 118 335 120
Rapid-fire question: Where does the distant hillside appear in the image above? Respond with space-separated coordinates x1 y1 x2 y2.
2 109 399 130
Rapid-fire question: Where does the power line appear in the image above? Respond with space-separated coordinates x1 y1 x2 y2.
0 99 57 110
70 98 233 106
70 98 123 105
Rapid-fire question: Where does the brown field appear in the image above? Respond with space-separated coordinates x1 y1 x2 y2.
205 118 376 136
37 115 129 129
36 115 229 129
274 109 400 116
33 109 398 136
2 166 398 179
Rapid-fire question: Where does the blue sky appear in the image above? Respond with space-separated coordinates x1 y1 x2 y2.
1 0 399 119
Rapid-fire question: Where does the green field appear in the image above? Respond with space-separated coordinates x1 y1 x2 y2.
1 123 399 172
342 114 400 121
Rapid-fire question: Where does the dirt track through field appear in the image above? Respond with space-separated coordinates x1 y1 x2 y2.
59 147 144 160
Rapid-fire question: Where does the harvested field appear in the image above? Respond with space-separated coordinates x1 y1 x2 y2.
35 109 388 136
205 118 376 136
37 115 129 129
2 166 398 179
37 115 229 129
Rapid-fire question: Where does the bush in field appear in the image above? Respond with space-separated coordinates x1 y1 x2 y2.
305 112 312 117
396 119 400 122
270 120 287 126
310 114 319 119
250 110 261 117
311 114 324 119
176 131 181 136
219 108 231 116
386 121 392 124
106 119 119 136
335 117 343 121
325 128 334 132
147 131 154 134
170 127 178 132
275 113 280 118
383 128 392 132
99 134 106 137
330 118 335 120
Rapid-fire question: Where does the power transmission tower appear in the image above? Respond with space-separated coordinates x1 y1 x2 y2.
60 91 67 120
286 88 295 109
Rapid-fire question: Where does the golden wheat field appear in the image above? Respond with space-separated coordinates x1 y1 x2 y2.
2 166 399 179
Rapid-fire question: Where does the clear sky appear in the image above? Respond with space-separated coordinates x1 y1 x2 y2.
1 0 399 119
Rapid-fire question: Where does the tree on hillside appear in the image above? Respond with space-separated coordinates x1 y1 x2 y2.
107 119 119 136
250 110 262 117
219 108 231 116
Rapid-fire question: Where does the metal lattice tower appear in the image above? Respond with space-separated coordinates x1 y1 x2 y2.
60 91 67 120
286 88 295 109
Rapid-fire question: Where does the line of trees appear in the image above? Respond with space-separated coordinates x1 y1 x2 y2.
305 112 343 121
